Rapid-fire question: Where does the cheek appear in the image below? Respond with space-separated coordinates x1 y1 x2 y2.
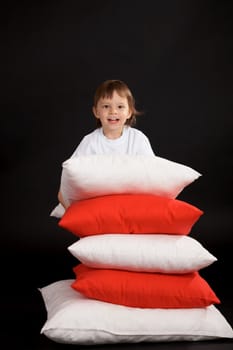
95 109 104 118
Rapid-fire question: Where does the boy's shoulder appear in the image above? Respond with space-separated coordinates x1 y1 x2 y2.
127 126 148 138
82 128 101 140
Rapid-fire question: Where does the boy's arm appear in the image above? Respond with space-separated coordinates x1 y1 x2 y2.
58 190 68 210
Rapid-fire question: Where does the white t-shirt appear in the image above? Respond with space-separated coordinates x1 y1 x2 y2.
70 126 155 157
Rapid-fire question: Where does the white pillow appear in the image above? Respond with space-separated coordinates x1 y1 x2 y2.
57 154 201 210
39 279 233 345
67 234 217 273
50 203 65 218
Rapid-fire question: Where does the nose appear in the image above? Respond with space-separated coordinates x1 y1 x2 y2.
109 106 117 114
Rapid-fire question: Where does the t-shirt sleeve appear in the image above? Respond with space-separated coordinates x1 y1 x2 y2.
135 131 156 156
70 135 94 158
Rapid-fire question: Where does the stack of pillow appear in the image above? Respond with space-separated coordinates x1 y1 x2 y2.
39 154 233 345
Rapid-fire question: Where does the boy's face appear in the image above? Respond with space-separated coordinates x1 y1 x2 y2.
92 90 132 139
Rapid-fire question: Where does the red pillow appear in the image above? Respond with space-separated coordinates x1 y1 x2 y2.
59 194 203 237
72 264 220 309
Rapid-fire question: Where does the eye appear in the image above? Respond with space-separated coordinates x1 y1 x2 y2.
118 105 125 109
103 104 109 109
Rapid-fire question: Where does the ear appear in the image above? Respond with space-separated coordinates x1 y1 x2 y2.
126 110 133 119
92 106 99 119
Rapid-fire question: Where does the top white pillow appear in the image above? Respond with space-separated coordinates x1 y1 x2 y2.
58 154 201 209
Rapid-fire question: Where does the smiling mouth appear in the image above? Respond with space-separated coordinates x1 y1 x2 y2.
107 118 119 122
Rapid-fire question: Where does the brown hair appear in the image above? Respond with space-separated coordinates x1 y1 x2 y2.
93 79 142 127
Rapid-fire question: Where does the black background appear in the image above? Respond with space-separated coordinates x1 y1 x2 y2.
2 0 233 348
